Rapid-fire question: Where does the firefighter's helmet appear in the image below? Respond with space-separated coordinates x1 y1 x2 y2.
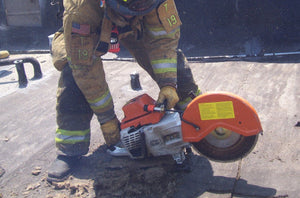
106 0 163 16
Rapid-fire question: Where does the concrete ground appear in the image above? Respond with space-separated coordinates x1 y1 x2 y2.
0 53 299 197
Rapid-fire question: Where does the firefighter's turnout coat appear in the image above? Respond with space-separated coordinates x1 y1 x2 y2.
52 0 198 156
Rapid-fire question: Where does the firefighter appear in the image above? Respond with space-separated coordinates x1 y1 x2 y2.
47 0 200 183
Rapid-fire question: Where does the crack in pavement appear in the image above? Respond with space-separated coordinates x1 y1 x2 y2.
231 158 243 198
230 159 288 198
0 165 5 177
237 64 255 95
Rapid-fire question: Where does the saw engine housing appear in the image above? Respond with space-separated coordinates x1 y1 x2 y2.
119 94 189 163
120 111 189 163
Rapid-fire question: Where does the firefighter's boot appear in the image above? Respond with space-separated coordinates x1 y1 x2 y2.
47 155 79 183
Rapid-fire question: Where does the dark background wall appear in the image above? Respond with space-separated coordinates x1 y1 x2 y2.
177 0 300 56
0 0 299 56
0 0 62 52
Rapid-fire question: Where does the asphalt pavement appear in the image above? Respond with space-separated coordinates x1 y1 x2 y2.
0 53 299 197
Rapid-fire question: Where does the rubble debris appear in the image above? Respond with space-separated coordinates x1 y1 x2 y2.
1 136 9 142
25 183 41 191
47 178 94 197
52 181 69 190
32 166 42 176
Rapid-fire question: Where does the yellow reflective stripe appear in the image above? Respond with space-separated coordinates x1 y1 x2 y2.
147 26 165 32
88 90 112 110
56 128 90 136
154 67 177 74
177 89 202 105
195 89 202 95
151 59 177 65
177 97 192 106
177 89 202 109
55 137 89 144
55 128 90 144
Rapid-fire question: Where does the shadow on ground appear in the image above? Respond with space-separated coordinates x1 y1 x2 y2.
65 146 277 198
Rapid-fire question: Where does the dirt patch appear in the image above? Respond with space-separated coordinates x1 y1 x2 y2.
94 164 176 197
44 146 190 198
85 150 182 198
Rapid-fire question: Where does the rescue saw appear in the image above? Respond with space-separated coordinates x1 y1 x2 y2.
109 92 262 164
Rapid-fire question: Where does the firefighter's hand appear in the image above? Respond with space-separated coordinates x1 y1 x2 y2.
157 86 179 110
101 117 120 146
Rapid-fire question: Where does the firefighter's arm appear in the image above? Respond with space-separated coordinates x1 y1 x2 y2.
63 1 118 125
143 0 181 108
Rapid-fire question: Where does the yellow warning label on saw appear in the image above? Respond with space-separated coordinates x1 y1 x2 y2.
198 101 235 120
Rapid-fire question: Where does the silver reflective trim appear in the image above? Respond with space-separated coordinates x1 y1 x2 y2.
56 134 88 141
148 27 178 37
90 92 112 107
152 62 177 69
149 29 167 36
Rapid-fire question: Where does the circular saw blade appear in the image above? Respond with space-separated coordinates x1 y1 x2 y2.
192 128 259 162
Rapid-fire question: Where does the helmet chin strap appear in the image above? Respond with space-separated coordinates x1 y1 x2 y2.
106 0 163 16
